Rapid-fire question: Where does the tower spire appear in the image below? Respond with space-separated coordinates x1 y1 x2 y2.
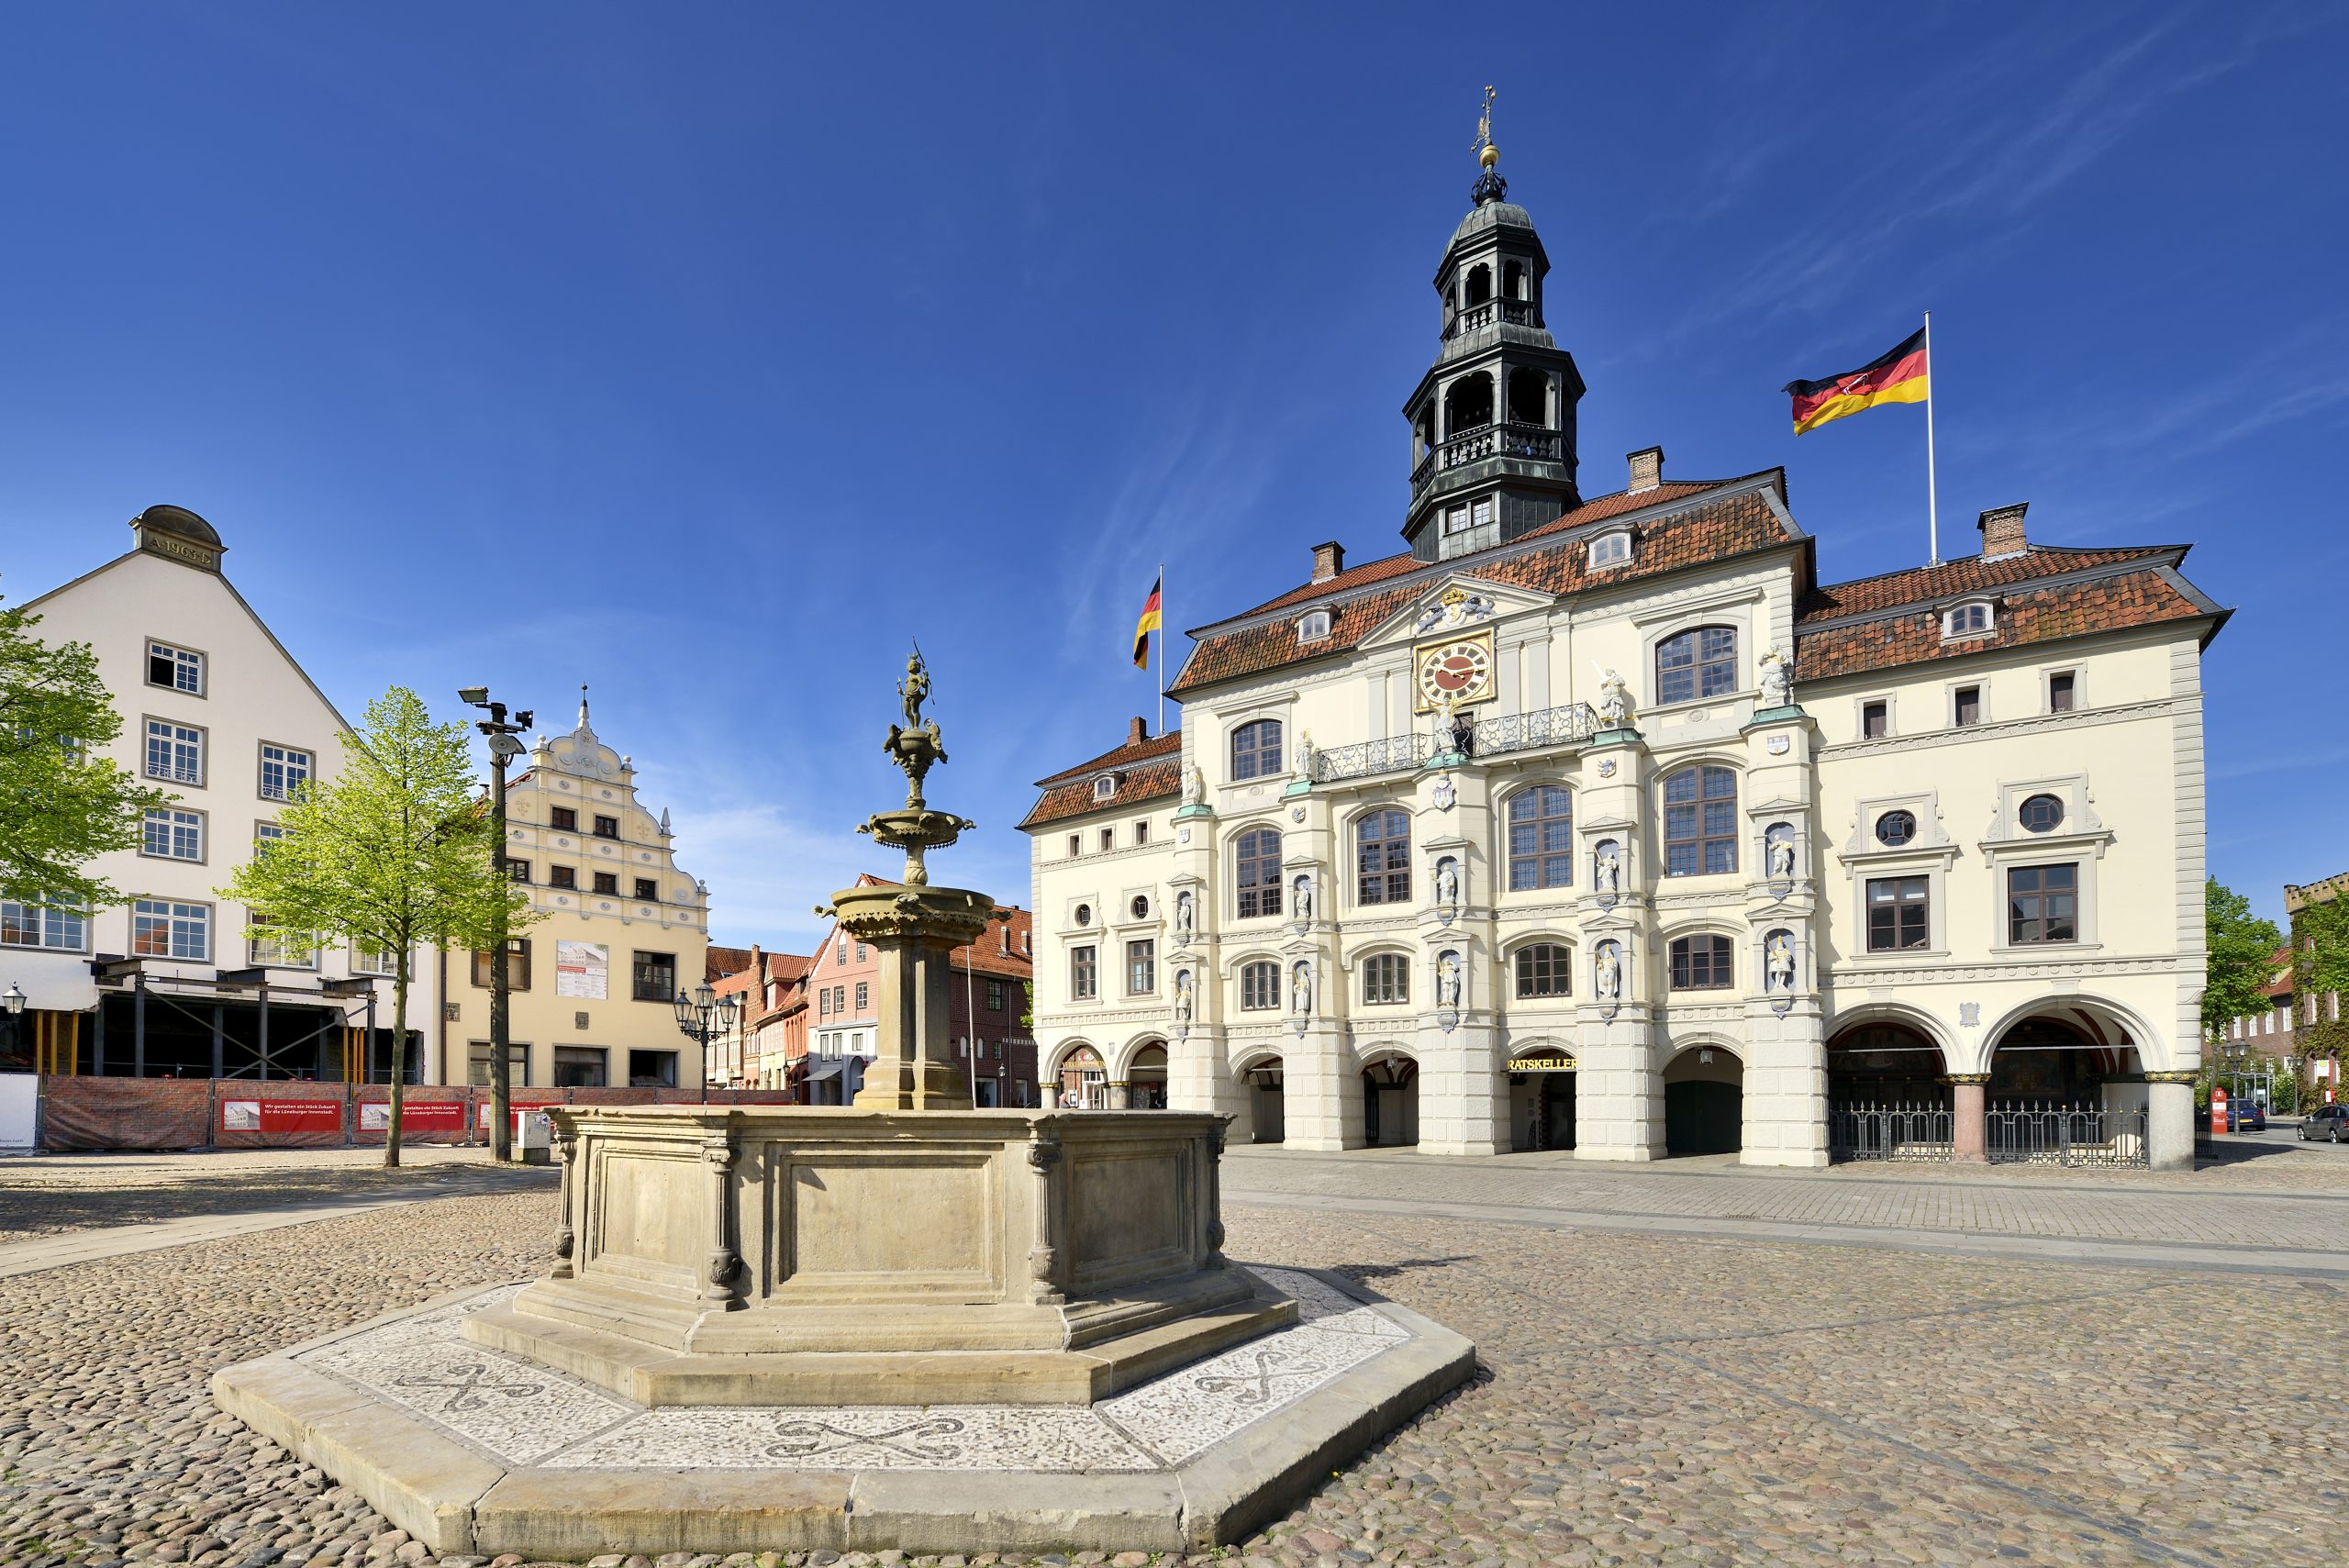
1471 84 1507 206
576 684 591 731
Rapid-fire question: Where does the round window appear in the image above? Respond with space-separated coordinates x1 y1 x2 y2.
1131 895 1151 920
1875 809 1917 847
1074 904 1092 927
2019 794 2065 834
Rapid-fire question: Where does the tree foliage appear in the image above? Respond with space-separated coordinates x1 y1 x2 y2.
2202 877 2281 1039
218 686 536 1164
0 590 172 910
2294 890 2349 1061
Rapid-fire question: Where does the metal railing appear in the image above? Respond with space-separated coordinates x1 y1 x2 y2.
1987 1101 2150 1168
1443 298 1540 339
1828 1101 1954 1162
1304 704 1599 785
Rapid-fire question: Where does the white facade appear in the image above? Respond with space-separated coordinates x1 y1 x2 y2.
6 506 440 1080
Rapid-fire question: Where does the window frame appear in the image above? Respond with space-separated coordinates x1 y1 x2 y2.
1070 944 1098 1001
1230 718 1284 783
1660 765 1739 878
1505 784 1574 891
245 911 318 971
1513 941 1574 999
1941 601 1995 639
145 638 207 697
631 950 678 1003
143 717 206 787
130 897 212 962
592 814 620 840
1667 932 1735 991
2006 862 2079 945
1952 684 1982 728
1653 624 1740 707
1361 952 1410 1006
591 871 620 895
549 806 578 832
633 877 657 901
2046 669 2079 714
1587 529 1632 569
1297 609 1332 642
548 865 577 890
139 806 206 863
1234 826 1285 919
1860 698 1890 740
1126 939 1156 995
1355 808 1412 906
1865 875 1932 953
1238 960 1279 1011
0 898 89 952
256 741 314 804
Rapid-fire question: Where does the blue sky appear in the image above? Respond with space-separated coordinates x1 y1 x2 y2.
3 4 2342 944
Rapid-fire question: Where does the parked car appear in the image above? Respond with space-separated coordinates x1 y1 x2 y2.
2230 1100 2267 1133
2300 1105 2349 1142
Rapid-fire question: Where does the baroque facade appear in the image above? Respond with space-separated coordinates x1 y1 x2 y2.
1022 160 2225 1170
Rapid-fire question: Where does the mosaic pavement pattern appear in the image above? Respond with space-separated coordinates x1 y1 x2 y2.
288 1265 1415 1473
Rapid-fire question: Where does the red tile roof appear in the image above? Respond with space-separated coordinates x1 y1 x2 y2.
1797 544 2176 620
1170 478 1795 694
950 906 1035 981
1019 743 1185 829
1034 728 1182 787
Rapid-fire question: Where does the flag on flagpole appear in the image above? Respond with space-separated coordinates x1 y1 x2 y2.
1130 573 1163 670
1784 328 1930 435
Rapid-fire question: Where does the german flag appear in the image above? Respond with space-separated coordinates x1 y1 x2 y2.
1131 573 1163 670
1784 328 1929 435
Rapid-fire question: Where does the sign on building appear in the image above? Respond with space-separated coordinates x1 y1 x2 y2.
556 940 609 999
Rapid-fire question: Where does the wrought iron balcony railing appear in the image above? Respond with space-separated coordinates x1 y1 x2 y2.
1442 298 1541 339
1304 703 1599 785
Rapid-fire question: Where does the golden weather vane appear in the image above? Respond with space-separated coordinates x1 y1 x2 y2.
1474 84 1497 158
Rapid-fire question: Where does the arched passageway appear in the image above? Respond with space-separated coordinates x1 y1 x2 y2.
1126 1043 1169 1109
1240 1055 1285 1144
1663 1044 1742 1155
1827 1020 1951 1162
1507 1042 1576 1151
1363 1053 1419 1147
1986 1011 2148 1165
1054 1043 1107 1109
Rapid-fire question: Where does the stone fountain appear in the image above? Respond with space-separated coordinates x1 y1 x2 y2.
212 651 1473 1557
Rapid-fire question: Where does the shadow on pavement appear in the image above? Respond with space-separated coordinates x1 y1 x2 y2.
0 1161 553 1242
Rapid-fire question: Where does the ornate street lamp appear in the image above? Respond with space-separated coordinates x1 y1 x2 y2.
461 685 533 1159
3 983 24 1073
675 981 742 1081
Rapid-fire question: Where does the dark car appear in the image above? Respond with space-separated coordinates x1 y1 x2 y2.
2230 1100 2268 1133
2301 1105 2349 1142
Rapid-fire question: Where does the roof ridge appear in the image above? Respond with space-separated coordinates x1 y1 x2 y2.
1807 542 2177 602
1033 728 1183 787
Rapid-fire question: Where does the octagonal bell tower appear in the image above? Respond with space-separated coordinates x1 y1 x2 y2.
1401 130 1586 562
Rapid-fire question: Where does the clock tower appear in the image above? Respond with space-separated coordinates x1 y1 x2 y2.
1400 129 1586 562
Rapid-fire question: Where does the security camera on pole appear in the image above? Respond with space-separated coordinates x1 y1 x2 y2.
460 685 533 1162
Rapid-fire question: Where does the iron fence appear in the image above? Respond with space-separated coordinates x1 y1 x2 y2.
1828 1101 1954 1162
1306 704 1602 785
1309 733 1436 784
1475 703 1598 757
1986 1100 2149 1168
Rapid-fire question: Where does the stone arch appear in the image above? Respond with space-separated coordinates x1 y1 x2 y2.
1119 1039 1170 1110
1979 993 2165 1076
1050 1040 1108 1109
1110 1032 1168 1079
1233 1048 1286 1143
1661 1033 1744 1156
1357 1042 1420 1149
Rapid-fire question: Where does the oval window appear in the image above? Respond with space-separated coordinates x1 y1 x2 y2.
1875 809 1917 847
1074 904 1092 927
1131 895 1151 920
2019 794 2065 834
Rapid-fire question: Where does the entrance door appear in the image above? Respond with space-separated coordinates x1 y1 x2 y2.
1664 1081 1742 1154
1251 1082 1286 1143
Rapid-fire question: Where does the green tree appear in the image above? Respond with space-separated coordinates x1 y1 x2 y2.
2294 891 2349 1066
219 687 535 1166
2202 877 2282 1041
0 589 172 911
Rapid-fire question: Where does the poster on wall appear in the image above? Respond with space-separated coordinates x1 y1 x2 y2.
218 1098 343 1134
358 1100 464 1133
477 1097 567 1129
556 940 609 999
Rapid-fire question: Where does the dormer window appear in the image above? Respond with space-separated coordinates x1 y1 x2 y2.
1588 530 1632 569
1092 775 1117 803
1298 609 1332 642
1943 601 1994 639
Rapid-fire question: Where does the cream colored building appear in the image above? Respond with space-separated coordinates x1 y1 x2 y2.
446 695 711 1091
5 506 439 1080
1022 163 2223 1171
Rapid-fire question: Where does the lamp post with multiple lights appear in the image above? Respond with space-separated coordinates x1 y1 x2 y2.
460 686 532 1161
674 981 742 1088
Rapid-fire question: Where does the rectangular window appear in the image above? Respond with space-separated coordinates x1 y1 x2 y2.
1 899 87 951
854 981 869 1012
1100 828 1115 852
986 979 1005 1012
549 865 576 889
1861 700 1888 740
142 807 205 862
1865 876 1932 951
593 814 619 839
258 744 312 802
247 917 317 969
628 1050 679 1088
832 984 845 1014
1669 935 1734 990
1514 943 1572 998
1068 834 1082 858
550 806 578 831
145 719 205 784
1954 686 1980 728
1126 940 1155 995
553 1046 607 1087
837 938 847 964
131 899 210 961
466 1041 529 1087
351 940 396 976
818 987 829 1017
2048 672 2076 713
2008 864 2078 945
1072 945 1097 1000
506 858 531 883
1362 953 1408 1005
634 877 657 900
592 872 619 895
856 943 868 962
1133 820 1150 846
631 951 677 1003
147 640 205 695
1240 962 1277 1010
470 939 533 990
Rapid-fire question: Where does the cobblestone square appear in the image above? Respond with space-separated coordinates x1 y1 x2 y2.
2 1143 2342 1567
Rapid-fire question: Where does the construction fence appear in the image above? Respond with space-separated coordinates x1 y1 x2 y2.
21 1075 802 1152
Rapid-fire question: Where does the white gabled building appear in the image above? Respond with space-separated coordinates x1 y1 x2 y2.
1021 159 2226 1172
5 505 440 1082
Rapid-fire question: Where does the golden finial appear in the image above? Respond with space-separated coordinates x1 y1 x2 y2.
1475 84 1498 169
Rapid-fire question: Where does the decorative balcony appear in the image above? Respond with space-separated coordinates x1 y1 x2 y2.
1442 298 1541 339
1305 703 1600 785
1411 421 1565 491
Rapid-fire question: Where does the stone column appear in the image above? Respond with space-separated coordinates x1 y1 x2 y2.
1575 1006 1661 1161
1283 1024 1354 1150
2145 1072 2196 1171
1108 1081 1131 1110
1741 1002 1827 1169
700 1131 744 1311
1419 1018 1505 1155
1948 1074 1989 1162
548 1121 578 1279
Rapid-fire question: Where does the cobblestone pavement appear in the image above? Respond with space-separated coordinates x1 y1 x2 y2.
2 1169 2338 1568
0 1149 511 1245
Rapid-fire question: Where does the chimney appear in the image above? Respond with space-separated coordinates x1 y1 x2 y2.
1310 540 1345 583
1627 446 1664 493
1128 716 1149 746
1977 503 2029 561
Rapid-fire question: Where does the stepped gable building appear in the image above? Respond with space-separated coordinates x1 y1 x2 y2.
448 692 713 1092
1022 152 2228 1170
4 506 437 1081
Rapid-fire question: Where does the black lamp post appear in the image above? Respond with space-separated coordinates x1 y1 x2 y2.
4 984 25 1073
674 980 741 1088
460 685 532 1159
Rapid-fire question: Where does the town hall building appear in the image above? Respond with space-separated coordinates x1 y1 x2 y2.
1022 150 2226 1170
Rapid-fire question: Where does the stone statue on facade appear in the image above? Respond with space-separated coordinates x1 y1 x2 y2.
1596 668 1634 728
1290 961 1313 1016
1181 762 1206 808
1435 951 1462 1009
1296 729 1320 781
1174 889 1195 945
1594 941 1621 1003
1434 856 1461 917
1595 843 1622 897
1766 931 1796 994
1291 873 1313 923
1767 833 1796 882
1173 969 1195 1035
1757 647 1794 709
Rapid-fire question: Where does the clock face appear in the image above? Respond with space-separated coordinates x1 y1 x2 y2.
1416 636 1494 710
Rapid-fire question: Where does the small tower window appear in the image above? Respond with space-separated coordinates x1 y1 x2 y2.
1502 258 1526 300
1464 263 1492 306
1507 366 1548 426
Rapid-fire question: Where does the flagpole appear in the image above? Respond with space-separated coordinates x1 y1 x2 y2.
1156 560 1166 737
1926 309 1944 565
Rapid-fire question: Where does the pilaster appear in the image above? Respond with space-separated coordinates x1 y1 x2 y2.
1740 998 1826 1167
1575 1002 1661 1160
1417 1016 1505 1155
1283 1024 1355 1151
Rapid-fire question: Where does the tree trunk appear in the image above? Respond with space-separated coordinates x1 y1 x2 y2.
386 962 408 1170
